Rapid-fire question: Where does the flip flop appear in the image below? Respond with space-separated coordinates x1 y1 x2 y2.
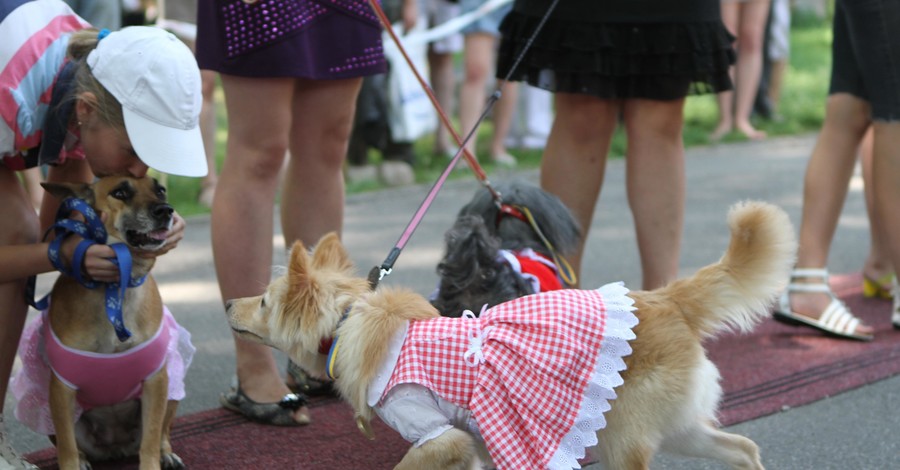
220 383 310 426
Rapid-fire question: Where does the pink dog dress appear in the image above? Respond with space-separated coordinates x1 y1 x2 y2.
368 283 638 470
11 306 195 435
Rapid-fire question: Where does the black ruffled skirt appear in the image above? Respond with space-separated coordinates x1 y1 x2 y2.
497 13 736 101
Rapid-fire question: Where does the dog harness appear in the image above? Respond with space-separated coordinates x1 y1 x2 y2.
11 306 195 436
369 284 639 470
44 309 173 409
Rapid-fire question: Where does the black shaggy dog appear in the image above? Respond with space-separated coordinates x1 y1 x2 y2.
431 180 581 317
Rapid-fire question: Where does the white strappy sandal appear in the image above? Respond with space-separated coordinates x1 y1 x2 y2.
892 278 900 330
773 268 873 341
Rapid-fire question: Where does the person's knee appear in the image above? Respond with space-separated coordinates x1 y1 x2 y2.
737 29 765 55
557 98 618 143
826 94 872 135
201 71 217 103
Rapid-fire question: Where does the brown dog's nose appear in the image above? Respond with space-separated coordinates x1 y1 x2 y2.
153 203 174 220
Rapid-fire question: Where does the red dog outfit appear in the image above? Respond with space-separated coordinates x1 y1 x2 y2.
497 248 564 292
368 283 638 470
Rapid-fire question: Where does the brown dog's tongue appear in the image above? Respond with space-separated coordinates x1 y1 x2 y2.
149 229 168 240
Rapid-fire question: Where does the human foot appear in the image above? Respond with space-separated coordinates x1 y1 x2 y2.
774 269 874 341
490 152 517 168
736 122 766 140
229 371 310 425
286 360 336 397
709 122 732 142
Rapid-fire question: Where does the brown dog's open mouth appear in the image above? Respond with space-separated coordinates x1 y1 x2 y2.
125 228 168 249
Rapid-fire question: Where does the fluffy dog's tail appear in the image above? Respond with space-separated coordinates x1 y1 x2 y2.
659 201 797 338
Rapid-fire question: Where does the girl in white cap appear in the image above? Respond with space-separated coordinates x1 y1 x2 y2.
0 1 207 467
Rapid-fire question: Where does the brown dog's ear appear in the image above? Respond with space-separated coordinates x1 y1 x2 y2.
41 182 95 204
311 232 354 272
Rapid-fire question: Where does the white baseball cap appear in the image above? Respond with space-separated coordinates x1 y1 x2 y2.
87 26 208 177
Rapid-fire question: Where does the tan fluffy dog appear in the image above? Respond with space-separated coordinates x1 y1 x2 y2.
40 176 183 470
226 201 795 470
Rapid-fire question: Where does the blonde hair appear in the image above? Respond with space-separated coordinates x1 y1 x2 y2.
65 28 125 131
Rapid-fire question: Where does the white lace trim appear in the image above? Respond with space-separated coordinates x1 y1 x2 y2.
548 282 638 469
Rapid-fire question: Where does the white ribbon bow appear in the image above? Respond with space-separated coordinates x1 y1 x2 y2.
463 305 492 367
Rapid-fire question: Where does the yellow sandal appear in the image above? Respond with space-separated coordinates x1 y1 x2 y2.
862 273 894 299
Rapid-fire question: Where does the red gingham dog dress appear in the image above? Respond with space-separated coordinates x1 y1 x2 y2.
369 283 638 470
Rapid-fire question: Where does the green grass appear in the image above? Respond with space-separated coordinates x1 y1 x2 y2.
166 11 833 217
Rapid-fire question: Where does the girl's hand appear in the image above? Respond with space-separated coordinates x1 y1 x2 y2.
134 211 185 258
60 235 119 283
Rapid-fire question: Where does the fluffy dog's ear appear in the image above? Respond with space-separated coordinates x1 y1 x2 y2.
311 232 354 272
288 240 314 293
41 182 95 205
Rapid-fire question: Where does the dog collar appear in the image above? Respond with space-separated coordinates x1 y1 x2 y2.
30 197 145 341
496 203 578 287
325 308 351 380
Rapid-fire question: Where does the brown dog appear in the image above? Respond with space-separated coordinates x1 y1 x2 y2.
225 201 795 470
30 176 186 470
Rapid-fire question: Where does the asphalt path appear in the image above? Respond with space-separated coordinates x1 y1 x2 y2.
7 134 899 468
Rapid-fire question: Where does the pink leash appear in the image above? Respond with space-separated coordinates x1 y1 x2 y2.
365 0 561 288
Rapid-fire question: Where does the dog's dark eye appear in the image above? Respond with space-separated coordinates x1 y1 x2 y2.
155 186 167 200
110 182 134 201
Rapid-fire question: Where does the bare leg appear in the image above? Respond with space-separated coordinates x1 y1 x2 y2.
0 168 40 406
459 33 496 160
489 80 518 165
0 168 40 469
624 98 687 289
712 2 740 140
859 127 893 285
791 93 873 336
212 75 308 423
429 48 457 155
198 70 219 208
540 93 619 284
280 78 362 247
767 59 788 117
733 0 771 140
871 121 900 297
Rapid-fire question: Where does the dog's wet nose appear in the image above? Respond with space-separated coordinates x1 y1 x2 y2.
153 203 174 220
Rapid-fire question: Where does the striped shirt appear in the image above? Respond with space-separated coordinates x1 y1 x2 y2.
0 0 89 169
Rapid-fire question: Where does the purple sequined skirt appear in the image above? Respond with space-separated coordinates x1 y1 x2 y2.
195 0 387 79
